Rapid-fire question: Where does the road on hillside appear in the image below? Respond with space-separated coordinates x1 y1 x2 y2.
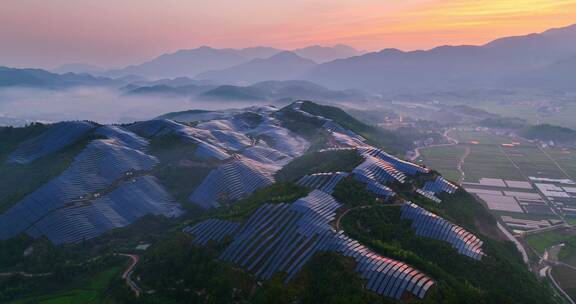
541 245 576 304
118 253 142 297
0 271 52 278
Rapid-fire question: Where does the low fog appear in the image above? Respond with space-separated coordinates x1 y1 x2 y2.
0 87 268 125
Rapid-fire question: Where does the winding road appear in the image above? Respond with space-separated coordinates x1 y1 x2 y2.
118 253 142 297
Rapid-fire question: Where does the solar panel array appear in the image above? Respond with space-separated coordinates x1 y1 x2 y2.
189 157 275 209
0 139 161 242
423 177 458 195
416 189 442 203
94 125 149 151
353 155 406 184
26 176 182 244
8 121 95 164
297 172 348 194
401 202 484 260
358 147 429 176
129 119 231 160
240 145 292 168
183 219 241 245
218 190 434 299
417 177 458 203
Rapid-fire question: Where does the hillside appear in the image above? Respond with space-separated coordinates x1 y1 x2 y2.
521 124 576 144
0 102 558 303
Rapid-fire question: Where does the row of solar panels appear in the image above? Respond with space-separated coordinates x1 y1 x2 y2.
401 202 484 260
183 218 240 246
423 177 458 195
129 119 231 161
8 121 96 164
189 157 275 209
353 155 406 184
0 134 170 243
27 176 182 244
184 190 435 299
416 189 442 203
94 125 149 151
358 147 429 176
297 172 348 194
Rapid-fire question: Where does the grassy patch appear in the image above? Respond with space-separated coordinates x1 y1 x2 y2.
299 101 412 154
525 230 572 255
8 265 121 304
275 149 363 182
418 144 467 182
211 183 310 222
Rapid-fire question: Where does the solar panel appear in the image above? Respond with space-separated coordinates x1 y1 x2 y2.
401 202 484 260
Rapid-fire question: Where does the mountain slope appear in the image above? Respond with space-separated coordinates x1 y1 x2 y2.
304 23 576 93
0 102 557 303
196 51 317 84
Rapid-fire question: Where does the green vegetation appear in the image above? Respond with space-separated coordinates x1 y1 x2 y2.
439 98 576 130
418 144 467 182
521 124 576 144
276 105 330 152
149 135 217 205
525 230 575 256
341 194 556 303
8 265 122 304
135 233 253 304
299 101 412 154
0 127 95 213
332 178 377 207
275 149 363 182
212 182 310 221
255 252 393 304
133 234 397 304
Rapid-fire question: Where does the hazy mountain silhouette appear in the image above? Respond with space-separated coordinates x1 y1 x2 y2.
52 63 105 74
105 46 281 79
103 45 362 80
196 51 317 84
293 44 364 63
303 24 576 93
0 66 116 88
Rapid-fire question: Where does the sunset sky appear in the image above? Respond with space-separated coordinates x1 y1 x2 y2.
1 0 575 68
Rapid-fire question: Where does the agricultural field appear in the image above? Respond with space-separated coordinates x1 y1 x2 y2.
419 130 574 184
443 100 576 130
525 230 573 255
545 148 576 180
417 145 466 182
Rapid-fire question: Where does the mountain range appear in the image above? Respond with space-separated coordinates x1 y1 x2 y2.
105 45 364 79
304 24 576 93
196 51 317 84
2 24 575 94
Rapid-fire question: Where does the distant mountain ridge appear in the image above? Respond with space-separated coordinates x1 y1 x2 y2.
0 66 117 88
303 23 576 93
196 51 317 84
104 45 363 80
127 79 370 102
